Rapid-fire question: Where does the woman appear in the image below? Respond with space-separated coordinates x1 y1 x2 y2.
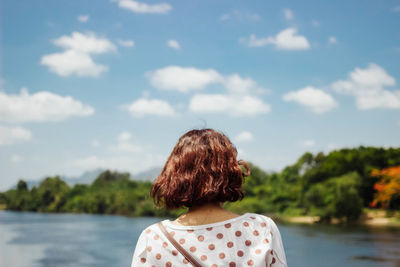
131 129 287 267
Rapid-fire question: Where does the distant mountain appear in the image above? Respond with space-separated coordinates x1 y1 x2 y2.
24 168 105 189
131 167 162 181
63 169 105 186
15 167 162 190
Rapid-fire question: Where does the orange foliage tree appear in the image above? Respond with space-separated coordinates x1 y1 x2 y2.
370 166 400 209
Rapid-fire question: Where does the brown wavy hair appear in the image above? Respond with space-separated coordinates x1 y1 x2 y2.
150 128 250 210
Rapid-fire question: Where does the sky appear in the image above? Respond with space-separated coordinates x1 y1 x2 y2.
1 0 400 190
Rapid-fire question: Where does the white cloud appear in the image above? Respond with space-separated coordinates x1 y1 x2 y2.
311 20 320 27
241 27 310 50
77 15 89 23
118 131 132 142
110 142 142 153
0 88 94 123
117 39 135 47
108 132 142 153
123 98 175 117
116 0 172 14
329 36 337 44
283 86 338 114
41 50 108 77
41 32 116 77
331 63 400 110
147 66 268 95
146 66 271 116
327 143 340 151
167 39 180 50
219 10 260 22
52 32 116 54
73 153 164 175
234 131 254 143
283 8 294 20
299 139 316 148
224 74 267 94
91 139 100 147
189 94 270 116
147 66 223 92
0 125 32 145
11 155 23 163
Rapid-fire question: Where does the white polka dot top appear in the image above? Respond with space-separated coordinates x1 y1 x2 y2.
131 213 287 267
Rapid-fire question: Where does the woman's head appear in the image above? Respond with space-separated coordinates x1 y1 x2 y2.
151 128 250 210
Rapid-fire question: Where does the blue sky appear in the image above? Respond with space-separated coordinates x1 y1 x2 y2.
1 0 400 189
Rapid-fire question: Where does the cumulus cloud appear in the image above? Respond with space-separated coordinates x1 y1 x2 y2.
0 125 32 145
331 63 400 110
241 27 310 50
11 155 23 163
283 86 338 114
189 94 270 116
117 39 135 47
109 131 143 153
41 32 116 77
77 15 89 23
283 8 294 20
329 36 337 44
219 10 260 22
167 39 180 50
91 139 100 147
116 0 172 14
118 131 132 142
311 20 320 27
147 66 271 116
147 66 223 92
122 98 175 117
299 139 316 148
0 88 94 123
234 131 254 143
224 74 267 94
73 153 164 175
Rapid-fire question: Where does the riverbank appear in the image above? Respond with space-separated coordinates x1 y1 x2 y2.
275 210 400 227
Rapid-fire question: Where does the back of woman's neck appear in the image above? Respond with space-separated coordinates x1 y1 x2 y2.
172 203 240 226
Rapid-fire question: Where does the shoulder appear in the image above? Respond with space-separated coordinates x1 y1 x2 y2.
246 213 278 229
138 221 164 240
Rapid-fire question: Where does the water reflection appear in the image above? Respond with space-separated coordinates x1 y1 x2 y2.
1 211 400 267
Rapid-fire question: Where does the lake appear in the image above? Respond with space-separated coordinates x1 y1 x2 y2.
0 211 399 267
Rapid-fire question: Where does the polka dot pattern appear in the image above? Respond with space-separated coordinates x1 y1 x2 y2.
132 213 286 267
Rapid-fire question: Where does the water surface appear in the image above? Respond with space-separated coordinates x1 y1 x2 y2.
1 211 399 267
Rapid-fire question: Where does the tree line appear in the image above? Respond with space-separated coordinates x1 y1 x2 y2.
1 146 399 222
